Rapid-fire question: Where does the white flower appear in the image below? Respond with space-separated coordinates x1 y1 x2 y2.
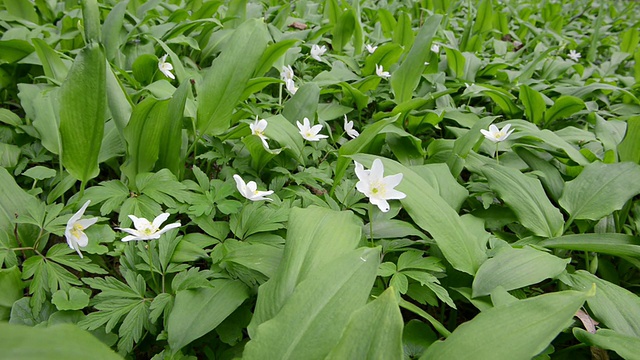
65 200 98 258
158 54 175 80
354 159 406 212
568 49 581 62
376 64 391 79
233 174 274 201
297 117 328 141
480 124 515 143
118 213 181 242
344 115 359 139
310 44 327 61
285 78 298 95
431 44 440 53
250 116 269 149
281 65 294 81
365 44 377 54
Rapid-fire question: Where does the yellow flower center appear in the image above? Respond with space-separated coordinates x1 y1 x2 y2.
71 224 84 239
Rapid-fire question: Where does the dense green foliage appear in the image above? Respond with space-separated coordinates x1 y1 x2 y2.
0 0 639 359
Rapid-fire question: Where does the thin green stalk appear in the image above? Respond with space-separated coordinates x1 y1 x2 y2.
147 242 159 292
368 202 374 246
399 298 451 338
495 142 500 165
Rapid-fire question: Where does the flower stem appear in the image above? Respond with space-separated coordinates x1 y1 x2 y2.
368 203 374 246
495 143 500 165
147 243 159 292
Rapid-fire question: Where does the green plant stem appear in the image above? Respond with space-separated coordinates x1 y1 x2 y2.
399 298 451 338
584 251 590 272
147 243 159 292
78 181 86 200
368 202 374 246
495 142 500 165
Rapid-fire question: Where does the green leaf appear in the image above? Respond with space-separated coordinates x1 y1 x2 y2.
353 155 487 275
539 234 640 258
282 82 320 125
253 39 299 77
573 328 640 359
167 279 250 351
472 247 569 297
248 206 363 336
102 0 129 64
0 266 23 321
483 164 564 237
564 270 640 338
618 116 640 164
472 0 493 33
326 288 403 359
519 84 545 125
157 80 189 176
421 290 589 359
51 287 91 311
544 95 585 124
559 162 640 221
243 247 380 360
81 0 101 43
197 19 269 135
0 40 34 64
22 166 56 181
32 38 68 82
444 47 466 79
5 0 39 24
0 167 41 233
0 323 122 360
390 15 442 103
332 9 355 54
514 147 564 201
59 43 106 183
392 12 414 52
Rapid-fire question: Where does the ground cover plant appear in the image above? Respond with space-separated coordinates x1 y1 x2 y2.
0 0 639 358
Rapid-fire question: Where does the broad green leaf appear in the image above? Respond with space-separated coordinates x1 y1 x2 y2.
326 288 403 360
167 279 250 351
391 15 442 103
332 9 355 54
539 234 640 258
102 0 129 64
565 270 640 338
483 164 564 238
0 167 41 233
573 328 640 359
362 43 403 76
32 39 68 82
519 84 545 125
282 82 320 125
248 206 362 336
105 63 132 136
392 12 414 52
5 0 39 24
197 19 269 135
559 162 640 221
472 247 569 297
618 116 640 164
353 155 487 275
263 114 305 164
253 39 299 77
514 147 564 201
22 166 56 181
411 164 469 211
59 43 106 183
243 247 381 360
31 87 61 155
446 116 495 178
120 98 170 187
621 28 639 54
51 287 91 311
421 289 589 359
514 121 589 165
81 0 101 44
0 40 33 64
0 323 122 360
472 0 493 34
444 47 465 79
157 80 189 176
544 95 585 125
0 266 23 321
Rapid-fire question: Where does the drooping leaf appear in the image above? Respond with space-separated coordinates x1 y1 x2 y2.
573 328 640 360
559 161 640 221
539 234 640 258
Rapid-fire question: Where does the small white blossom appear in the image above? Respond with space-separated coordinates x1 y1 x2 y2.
431 44 440 53
310 44 327 61
365 44 377 54
233 174 274 201
481 124 515 143
65 200 98 258
376 64 391 79
297 117 328 141
158 54 175 80
354 159 406 212
568 49 581 62
250 116 269 149
281 65 294 81
343 115 359 139
285 78 298 95
118 213 180 242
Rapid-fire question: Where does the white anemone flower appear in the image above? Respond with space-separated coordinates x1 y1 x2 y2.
344 115 359 139
281 65 294 81
233 174 274 201
568 49 581 62
431 44 440 53
354 159 406 213
297 117 328 141
118 213 181 242
158 54 175 80
250 116 270 149
65 200 98 258
481 124 515 143
365 44 377 54
285 78 298 95
310 44 327 61
375 64 391 79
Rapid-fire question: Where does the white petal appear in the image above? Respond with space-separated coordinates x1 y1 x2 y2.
75 231 89 247
152 213 170 229
259 136 270 149
246 181 258 194
354 161 368 182
68 200 91 225
355 180 370 196
501 124 512 134
156 222 181 236
480 129 492 137
76 217 98 229
233 175 248 195
129 215 151 230
118 227 143 237
383 172 404 189
369 159 385 182
122 235 143 242
371 197 390 212
297 120 305 132
385 188 407 200
310 124 323 134
488 124 499 134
